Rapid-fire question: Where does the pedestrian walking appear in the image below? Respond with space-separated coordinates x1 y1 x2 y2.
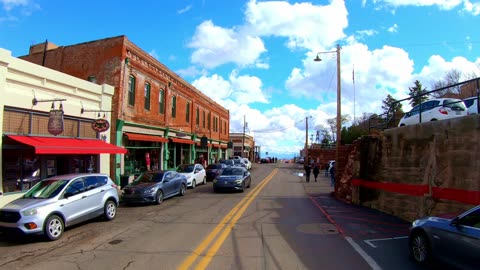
324 162 329 177
305 164 311 183
329 162 335 189
313 163 320 182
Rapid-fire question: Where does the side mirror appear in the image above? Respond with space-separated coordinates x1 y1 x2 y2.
450 217 460 227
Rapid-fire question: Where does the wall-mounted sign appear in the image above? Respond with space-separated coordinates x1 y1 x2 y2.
176 132 187 137
92 118 110 133
48 109 64 136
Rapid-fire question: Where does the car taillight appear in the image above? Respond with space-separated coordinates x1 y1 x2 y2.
439 108 448 115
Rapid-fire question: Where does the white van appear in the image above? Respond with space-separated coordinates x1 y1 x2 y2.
463 96 478 115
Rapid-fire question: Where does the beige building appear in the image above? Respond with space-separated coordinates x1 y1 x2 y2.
0 48 125 207
229 133 254 160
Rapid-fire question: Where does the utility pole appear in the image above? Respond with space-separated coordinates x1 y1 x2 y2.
305 116 309 166
242 115 245 158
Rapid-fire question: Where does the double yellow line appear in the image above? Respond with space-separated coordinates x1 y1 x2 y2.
177 168 279 270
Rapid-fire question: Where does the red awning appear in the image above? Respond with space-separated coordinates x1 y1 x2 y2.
7 135 127 154
124 132 168 143
169 138 195 144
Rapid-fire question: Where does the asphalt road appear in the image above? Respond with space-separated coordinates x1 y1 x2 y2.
0 162 430 270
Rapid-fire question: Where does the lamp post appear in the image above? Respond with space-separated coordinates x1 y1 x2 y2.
314 44 341 189
304 116 312 166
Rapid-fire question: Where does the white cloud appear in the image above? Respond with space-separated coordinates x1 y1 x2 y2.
372 0 480 14
188 20 267 69
388 23 398 33
177 5 192 14
1 0 29 11
191 71 269 106
244 0 348 50
417 55 480 89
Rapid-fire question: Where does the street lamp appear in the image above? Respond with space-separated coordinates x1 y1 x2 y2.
304 116 312 166
314 44 341 189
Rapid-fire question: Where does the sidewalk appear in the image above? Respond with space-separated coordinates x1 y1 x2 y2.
295 166 411 241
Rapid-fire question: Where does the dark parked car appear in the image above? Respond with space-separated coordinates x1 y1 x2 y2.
121 171 187 205
409 205 480 269
213 167 251 193
206 163 227 181
0 173 119 241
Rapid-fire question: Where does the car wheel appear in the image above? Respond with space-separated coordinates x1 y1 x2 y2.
44 214 64 241
192 180 196 189
203 176 206 185
410 231 431 264
241 182 245 192
213 187 218 193
179 184 186 196
247 178 251 188
104 200 117 221
155 190 164 205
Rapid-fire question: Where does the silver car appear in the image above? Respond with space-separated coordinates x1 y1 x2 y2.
409 205 480 269
0 173 119 241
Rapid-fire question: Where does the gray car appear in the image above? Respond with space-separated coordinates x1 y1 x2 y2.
409 205 480 269
0 173 119 241
121 170 187 204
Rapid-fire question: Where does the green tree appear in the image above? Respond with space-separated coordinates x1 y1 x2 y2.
408 80 428 107
381 94 403 116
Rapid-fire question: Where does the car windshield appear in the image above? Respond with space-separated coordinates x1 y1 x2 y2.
23 180 69 199
177 164 194 173
221 168 243 176
134 172 164 183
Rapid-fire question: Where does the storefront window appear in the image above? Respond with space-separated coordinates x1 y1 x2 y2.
2 150 39 192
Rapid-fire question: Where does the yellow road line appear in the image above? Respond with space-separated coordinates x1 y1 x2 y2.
177 168 279 270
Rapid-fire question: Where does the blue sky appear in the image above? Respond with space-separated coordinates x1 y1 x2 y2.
1 0 479 159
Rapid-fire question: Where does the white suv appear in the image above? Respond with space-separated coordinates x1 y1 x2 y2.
398 98 467 126
0 173 119 241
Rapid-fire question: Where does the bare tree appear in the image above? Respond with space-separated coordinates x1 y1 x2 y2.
431 69 462 98
326 115 351 143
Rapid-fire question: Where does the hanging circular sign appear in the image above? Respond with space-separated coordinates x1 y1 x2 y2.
92 118 110 133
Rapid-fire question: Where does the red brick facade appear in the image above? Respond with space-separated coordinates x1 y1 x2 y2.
20 36 230 182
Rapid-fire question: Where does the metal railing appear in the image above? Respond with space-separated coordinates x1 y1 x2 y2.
369 77 480 132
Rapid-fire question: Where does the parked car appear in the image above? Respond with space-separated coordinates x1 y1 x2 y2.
232 158 246 168
206 163 227 182
176 163 206 188
242 158 252 170
409 205 480 269
16 168 41 190
213 167 251 192
463 96 478 115
0 173 119 241
121 171 187 205
398 98 467 126
219 159 235 167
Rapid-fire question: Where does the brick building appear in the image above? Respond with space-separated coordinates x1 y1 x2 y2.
20 36 230 184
